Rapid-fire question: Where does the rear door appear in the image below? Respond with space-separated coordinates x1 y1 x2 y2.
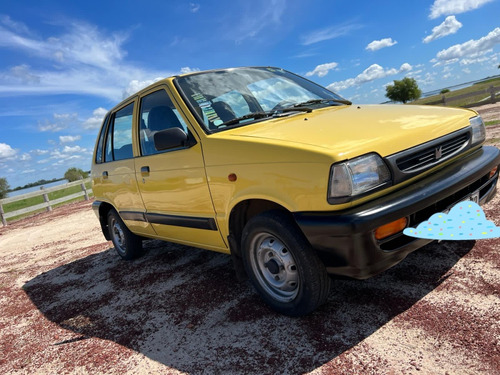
134 87 227 251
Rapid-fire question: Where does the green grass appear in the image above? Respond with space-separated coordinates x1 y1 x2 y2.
486 120 500 126
2 181 93 223
412 77 500 108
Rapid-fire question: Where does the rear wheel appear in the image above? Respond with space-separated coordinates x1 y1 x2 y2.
107 209 142 260
241 211 331 316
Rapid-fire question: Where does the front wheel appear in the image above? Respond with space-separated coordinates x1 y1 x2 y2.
241 211 331 316
107 209 142 260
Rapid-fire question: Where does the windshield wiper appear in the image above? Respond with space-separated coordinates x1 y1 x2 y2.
292 98 352 107
282 106 312 113
219 106 320 127
220 111 275 126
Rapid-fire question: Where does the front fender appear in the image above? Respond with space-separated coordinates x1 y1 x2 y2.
207 162 331 239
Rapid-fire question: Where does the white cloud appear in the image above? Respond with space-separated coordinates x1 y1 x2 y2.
38 113 78 132
20 153 31 161
180 67 201 74
400 63 412 72
305 62 339 77
123 66 198 97
0 15 30 35
0 20 126 71
366 38 397 51
327 63 412 91
420 72 438 87
460 49 493 65
123 78 163 98
0 143 17 159
49 145 89 163
189 3 200 13
62 145 86 153
301 22 363 45
9 64 40 83
59 135 81 143
30 149 49 156
423 16 463 43
82 107 108 130
429 0 494 19
0 17 174 101
232 0 287 43
434 27 500 63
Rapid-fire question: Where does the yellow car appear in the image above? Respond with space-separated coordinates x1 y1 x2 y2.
91 67 500 316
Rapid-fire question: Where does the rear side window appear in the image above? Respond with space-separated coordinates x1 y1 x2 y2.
103 103 134 162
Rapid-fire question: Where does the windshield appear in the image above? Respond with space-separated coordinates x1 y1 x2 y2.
174 67 349 133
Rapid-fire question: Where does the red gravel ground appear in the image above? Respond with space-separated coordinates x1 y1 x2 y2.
1 192 498 374
0 104 499 374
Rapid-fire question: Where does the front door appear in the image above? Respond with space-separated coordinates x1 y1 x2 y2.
134 87 227 252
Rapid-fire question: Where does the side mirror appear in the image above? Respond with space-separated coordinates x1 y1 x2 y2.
154 127 189 151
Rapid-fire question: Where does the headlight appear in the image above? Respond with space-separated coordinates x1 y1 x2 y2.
328 153 391 202
470 116 486 146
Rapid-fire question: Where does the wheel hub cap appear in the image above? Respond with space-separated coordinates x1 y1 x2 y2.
112 221 126 249
264 259 280 274
250 234 299 302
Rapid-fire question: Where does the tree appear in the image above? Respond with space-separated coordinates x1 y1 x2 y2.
385 77 422 104
64 167 88 182
440 88 450 94
0 177 9 199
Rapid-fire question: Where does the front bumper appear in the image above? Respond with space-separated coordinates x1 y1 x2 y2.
294 146 500 279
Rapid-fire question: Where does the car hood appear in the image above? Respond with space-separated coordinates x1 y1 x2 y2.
222 104 476 160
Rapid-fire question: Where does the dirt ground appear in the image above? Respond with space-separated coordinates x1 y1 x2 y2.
478 103 500 148
1 103 499 375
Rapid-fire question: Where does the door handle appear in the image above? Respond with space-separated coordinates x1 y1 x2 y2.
102 171 108 179
141 166 150 177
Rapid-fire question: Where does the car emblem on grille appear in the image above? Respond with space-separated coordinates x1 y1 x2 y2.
435 146 443 160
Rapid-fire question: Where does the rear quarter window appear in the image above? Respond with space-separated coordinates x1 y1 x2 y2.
95 114 109 164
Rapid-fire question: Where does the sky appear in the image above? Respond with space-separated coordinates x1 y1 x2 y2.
1 0 500 188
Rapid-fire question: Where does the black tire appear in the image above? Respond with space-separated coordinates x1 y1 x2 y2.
241 211 331 316
107 209 142 260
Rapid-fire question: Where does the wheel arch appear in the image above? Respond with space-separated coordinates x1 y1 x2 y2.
93 201 115 240
228 199 293 255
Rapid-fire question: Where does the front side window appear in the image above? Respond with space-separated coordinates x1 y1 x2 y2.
175 67 348 133
139 89 188 156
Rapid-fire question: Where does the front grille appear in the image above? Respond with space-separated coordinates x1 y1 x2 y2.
396 132 469 173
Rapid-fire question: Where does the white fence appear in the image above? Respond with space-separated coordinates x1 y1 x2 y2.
0 178 92 226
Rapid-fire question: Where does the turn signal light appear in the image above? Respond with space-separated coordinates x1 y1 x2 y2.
489 166 498 179
375 217 408 240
